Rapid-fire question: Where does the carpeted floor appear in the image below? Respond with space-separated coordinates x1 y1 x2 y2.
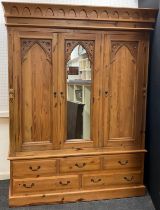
0 180 155 210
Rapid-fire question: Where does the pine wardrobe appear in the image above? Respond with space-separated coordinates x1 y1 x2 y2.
2 2 158 207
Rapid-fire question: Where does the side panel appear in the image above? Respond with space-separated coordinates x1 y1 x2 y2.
21 41 52 143
103 32 148 148
12 31 58 152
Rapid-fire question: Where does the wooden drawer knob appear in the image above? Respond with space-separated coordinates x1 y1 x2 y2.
75 163 86 168
124 176 134 182
59 180 70 186
29 166 41 171
22 183 35 188
91 178 102 183
118 160 128 165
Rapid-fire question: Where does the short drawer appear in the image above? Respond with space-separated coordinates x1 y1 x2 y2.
60 156 100 173
103 154 143 170
13 175 79 194
12 159 56 178
82 171 142 189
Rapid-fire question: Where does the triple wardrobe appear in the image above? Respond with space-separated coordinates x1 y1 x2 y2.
2 2 158 207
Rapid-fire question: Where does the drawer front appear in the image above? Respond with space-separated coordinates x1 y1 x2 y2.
60 156 100 173
13 175 79 194
83 172 142 189
103 154 143 170
12 159 56 178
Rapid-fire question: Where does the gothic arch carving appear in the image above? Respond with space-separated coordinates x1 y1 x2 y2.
111 41 138 62
65 40 95 65
10 6 19 15
22 7 31 16
21 39 52 63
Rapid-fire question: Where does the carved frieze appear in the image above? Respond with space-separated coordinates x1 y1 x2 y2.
2 2 157 23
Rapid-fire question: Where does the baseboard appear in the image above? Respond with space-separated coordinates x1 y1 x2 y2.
0 172 10 180
9 185 146 207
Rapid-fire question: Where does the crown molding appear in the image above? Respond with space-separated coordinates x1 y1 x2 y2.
2 2 158 30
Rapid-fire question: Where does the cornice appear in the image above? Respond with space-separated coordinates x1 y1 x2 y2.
2 2 158 30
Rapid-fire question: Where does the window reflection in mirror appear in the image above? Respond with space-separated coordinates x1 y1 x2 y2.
66 45 92 141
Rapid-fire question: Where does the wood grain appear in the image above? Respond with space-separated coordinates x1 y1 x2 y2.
3 2 156 207
103 153 143 170
12 159 56 178
13 175 79 194
103 33 147 147
22 42 52 143
60 156 101 173
9 185 146 207
2 2 158 31
82 171 142 189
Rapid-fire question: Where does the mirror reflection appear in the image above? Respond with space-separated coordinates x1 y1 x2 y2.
66 45 92 140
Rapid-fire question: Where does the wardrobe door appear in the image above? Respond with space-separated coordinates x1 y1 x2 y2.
103 33 149 148
58 33 102 149
12 31 58 152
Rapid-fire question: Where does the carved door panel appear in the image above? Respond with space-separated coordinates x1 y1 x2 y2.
103 33 148 148
12 31 58 151
58 33 102 149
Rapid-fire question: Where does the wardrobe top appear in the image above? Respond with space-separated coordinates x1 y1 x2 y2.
2 2 158 31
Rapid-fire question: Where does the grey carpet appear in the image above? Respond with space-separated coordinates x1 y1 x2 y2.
0 180 155 210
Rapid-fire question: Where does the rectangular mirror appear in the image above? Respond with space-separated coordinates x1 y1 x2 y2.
66 43 92 141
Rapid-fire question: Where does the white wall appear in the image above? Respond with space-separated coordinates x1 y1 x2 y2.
0 0 138 180
0 118 9 180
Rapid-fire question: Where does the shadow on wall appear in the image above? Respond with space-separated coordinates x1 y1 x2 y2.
139 0 160 210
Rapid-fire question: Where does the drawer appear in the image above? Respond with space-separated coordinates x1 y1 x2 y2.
60 156 100 173
82 171 142 189
103 154 143 170
12 159 56 178
13 175 79 195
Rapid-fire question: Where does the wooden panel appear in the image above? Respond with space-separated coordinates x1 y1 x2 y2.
12 159 56 178
109 45 136 139
103 154 143 170
9 185 145 207
8 29 15 154
82 171 142 189
21 40 52 143
13 175 79 194
60 156 100 173
103 34 144 147
9 148 147 160
12 32 58 151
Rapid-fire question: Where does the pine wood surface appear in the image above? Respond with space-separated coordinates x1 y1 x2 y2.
2 2 157 207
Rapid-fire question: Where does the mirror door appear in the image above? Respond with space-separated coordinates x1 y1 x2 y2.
66 44 92 140
58 33 101 149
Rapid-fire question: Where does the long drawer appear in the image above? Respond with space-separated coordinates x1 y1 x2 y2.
13 175 79 194
103 154 143 171
60 156 101 173
12 159 56 178
82 171 142 189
